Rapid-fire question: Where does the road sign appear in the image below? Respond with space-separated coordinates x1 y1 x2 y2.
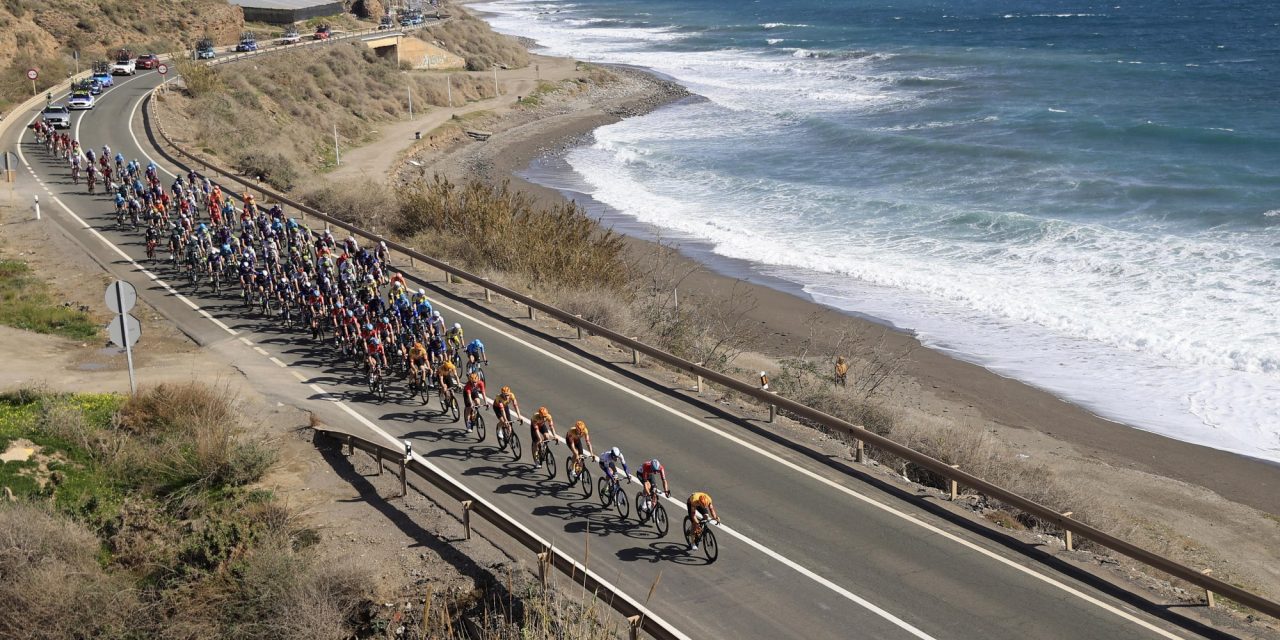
107 313 141 349
157 64 168 75
105 280 137 314
26 69 37 80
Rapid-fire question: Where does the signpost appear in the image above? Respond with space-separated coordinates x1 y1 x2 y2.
26 68 37 96
105 280 140 394
157 64 168 96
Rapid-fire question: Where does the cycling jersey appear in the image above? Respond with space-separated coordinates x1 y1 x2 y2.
437 361 457 378
688 492 713 510
639 460 665 483
566 426 588 444
466 339 485 356
445 328 464 349
463 379 486 402
409 343 428 362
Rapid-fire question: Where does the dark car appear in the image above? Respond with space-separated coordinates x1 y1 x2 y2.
135 53 159 70
196 39 216 59
378 15 394 30
314 25 331 40
236 32 259 52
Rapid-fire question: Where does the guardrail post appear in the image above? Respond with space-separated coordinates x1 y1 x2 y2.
345 434 353 455
374 448 383 475
1203 569 1216 608
445 271 453 284
33 195 40 220
399 459 407 498
537 550 551 588
528 304 536 321
768 403 776 423
485 288 492 303
948 464 960 500
461 500 473 540
631 339 640 366
574 315 583 339
855 439 865 463
1061 511 1074 550
626 615 642 640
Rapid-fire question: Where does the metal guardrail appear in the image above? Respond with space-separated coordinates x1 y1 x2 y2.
142 60 1280 623
315 427 685 640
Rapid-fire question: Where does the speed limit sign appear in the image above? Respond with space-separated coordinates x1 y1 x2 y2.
25 68 37 80
157 63 168 75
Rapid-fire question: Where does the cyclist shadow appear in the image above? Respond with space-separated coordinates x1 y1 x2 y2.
530 501 599 524
379 409 453 425
460 461 525 481
423 445 484 463
493 479 561 500
616 542 702 565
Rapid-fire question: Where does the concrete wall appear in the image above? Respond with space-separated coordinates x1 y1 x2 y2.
397 36 465 70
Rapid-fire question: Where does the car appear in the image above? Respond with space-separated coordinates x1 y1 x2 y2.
196 39 216 59
236 32 258 52
41 105 71 129
92 71 113 88
314 25 331 40
135 53 159 70
89 80 103 95
111 58 136 75
378 15 393 30
67 92 95 110
278 29 301 45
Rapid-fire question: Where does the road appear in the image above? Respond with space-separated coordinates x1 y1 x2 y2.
1 58 1216 640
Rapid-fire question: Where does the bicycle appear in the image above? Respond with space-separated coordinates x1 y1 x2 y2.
408 365 430 404
564 451 593 498
532 437 557 479
683 512 720 563
596 471 630 519
636 486 670 537
438 380 460 421
495 409 521 459
464 398 486 441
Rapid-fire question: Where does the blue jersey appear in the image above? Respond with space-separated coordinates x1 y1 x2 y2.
466 340 484 355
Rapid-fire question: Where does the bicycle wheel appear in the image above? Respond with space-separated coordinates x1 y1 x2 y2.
580 466 593 499
543 446 556 479
509 431 521 460
564 456 577 486
634 490 650 525
614 487 629 520
683 516 695 547
702 527 719 563
474 413 485 441
597 477 612 507
449 393 460 421
653 502 669 537
438 388 449 413
417 378 429 404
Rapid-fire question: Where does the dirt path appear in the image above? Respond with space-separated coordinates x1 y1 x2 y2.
326 54 578 184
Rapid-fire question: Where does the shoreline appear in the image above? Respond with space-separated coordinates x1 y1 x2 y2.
438 5 1278 515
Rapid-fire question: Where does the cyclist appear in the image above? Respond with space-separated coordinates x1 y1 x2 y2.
565 420 593 465
408 339 431 389
531 406 557 456
492 385 520 425
436 358 458 394
462 372 487 431
445 322 465 360
637 458 670 513
686 492 721 550
366 335 388 376
598 446 630 485
465 338 487 365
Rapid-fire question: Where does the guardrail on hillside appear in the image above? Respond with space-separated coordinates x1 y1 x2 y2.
314 426 685 640
142 83 1280 622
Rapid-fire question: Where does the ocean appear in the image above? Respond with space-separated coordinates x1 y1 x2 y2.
471 0 1280 463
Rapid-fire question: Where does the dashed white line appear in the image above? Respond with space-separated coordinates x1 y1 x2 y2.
252 346 269 356
268 356 287 368
238 337 254 346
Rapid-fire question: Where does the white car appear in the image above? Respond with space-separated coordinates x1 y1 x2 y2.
111 58 136 75
67 92 95 110
278 30 301 45
42 104 71 129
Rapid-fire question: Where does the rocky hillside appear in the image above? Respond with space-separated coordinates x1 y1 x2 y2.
0 0 243 112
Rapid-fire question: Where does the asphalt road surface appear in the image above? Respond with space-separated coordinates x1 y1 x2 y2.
1 59 1217 640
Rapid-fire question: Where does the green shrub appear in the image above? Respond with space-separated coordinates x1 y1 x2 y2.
0 259 98 340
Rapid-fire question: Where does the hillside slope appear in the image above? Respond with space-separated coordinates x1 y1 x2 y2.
0 0 244 111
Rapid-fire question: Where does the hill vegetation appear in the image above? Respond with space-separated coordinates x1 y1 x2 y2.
0 0 243 112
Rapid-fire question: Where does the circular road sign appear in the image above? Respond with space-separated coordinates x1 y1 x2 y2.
105 280 138 315
157 63 168 75
26 69 38 80
107 313 142 349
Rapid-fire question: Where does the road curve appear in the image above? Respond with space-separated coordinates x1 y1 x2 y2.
2 58 1213 640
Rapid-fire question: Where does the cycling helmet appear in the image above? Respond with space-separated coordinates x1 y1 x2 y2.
537 407 549 416
574 420 585 430
500 386 511 395
381 316 389 324
468 373 478 382
418 288 426 296
610 447 621 458
649 459 662 471
335 301 344 308
453 323 461 330
364 323 373 331
369 337 380 345
432 311 442 319
346 310 354 318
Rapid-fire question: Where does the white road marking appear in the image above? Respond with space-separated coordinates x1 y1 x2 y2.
269 356 287 368
239 337 254 346
290 370 309 382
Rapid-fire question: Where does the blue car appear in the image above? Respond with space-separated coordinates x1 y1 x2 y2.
89 80 103 95
92 71 113 88
236 37 258 52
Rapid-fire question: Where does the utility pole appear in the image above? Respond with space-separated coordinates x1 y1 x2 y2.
408 84 413 118
333 124 340 165
74 50 80 75
446 75 452 107
493 67 499 96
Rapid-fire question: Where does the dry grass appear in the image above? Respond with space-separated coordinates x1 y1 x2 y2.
397 176 630 292
423 6 530 71
175 44 494 188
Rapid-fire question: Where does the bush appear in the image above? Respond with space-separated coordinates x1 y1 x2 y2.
176 60 222 97
0 258 98 340
397 176 629 292
301 178 396 228
235 149 300 190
